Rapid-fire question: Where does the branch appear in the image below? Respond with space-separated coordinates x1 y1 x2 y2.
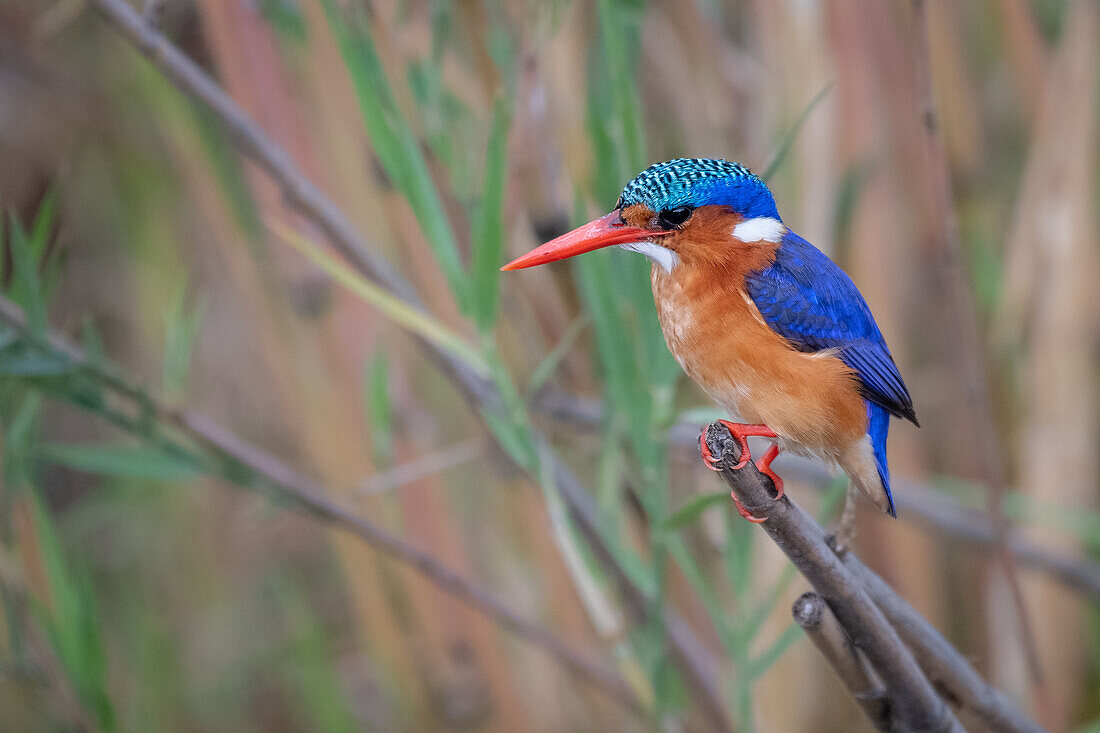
705 422 1043 733
80 1 732 727
842 556 1045 733
792 591 889 730
0 296 643 716
532 387 1100 600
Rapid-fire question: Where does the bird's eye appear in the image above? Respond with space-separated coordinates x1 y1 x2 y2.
658 205 693 229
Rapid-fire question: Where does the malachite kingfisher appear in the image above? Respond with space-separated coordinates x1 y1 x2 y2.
503 158 918 522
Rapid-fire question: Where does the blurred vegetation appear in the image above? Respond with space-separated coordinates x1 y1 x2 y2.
0 0 1097 731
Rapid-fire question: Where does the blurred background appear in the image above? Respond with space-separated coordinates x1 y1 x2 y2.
0 0 1097 730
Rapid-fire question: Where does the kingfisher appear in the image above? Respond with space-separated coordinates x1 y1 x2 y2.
502 158 918 522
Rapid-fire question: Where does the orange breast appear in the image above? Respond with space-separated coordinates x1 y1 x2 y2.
651 259 869 458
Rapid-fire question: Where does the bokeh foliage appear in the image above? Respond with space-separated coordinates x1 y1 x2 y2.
1 1 1097 731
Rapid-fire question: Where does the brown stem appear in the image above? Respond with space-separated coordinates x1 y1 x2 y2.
706 421 1043 733
842 555 1046 733
707 422 961 733
793 591 889 730
532 388 1100 600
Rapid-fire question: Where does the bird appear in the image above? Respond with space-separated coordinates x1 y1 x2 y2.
502 158 917 522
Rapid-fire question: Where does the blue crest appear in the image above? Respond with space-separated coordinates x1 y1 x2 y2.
618 158 780 220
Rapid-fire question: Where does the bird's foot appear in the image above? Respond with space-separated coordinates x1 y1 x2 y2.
732 495 768 523
755 444 785 502
699 420 778 471
701 423 783 523
731 444 785 522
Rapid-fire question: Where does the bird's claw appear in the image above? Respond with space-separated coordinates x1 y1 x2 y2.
699 431 724 471
699 420 777 472
732 493 769 523
755 444 785 503
699 422 784 523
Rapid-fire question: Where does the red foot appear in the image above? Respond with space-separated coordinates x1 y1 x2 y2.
699 420 778 471
755 444 785 503
732 494 769 523
700 422 784 523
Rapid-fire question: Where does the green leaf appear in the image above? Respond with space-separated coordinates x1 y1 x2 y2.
0 342 72 376
257 0 308 43
162 284 204 398
762 82 834 182
39 443 200 482
0 326 19 352
270 219 489 376
2 392 42 486
29 189 57 259
652 653 689 713
525 313 589 395
660 492 729 531
320 0 468 311
363 354 394 467
595 0 646 175
748 623 804 679
6 217 45 334
80 318 106 366
469 95 513 332
275 583 357 733
480 408 533 472
27 486 116 730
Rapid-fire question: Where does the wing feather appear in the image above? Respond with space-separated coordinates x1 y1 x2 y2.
745 231 918 425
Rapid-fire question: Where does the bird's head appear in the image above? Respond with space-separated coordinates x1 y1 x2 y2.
502 158 784 273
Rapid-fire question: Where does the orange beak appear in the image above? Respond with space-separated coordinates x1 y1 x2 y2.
501 211 670 271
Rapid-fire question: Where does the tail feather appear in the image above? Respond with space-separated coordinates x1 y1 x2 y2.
867 402 896 517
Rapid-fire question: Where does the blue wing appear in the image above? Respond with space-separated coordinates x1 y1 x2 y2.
745 231 918 425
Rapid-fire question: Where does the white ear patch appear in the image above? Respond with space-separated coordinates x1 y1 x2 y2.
732 217 785 243
619 241 680 273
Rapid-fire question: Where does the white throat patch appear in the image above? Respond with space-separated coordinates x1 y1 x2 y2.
732 217 785 244
619 241 679 273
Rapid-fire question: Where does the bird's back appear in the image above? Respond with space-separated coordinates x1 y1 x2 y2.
650 228 910 516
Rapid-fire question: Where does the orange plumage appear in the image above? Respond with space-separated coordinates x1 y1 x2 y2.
503 158 917 519
633 205 886 512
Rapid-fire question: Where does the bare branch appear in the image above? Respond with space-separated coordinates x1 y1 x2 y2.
80 1 732 726
706 422 962 732
706 421 1043 733
793 591 889 730
532 388 1100 600
842 555 1045 733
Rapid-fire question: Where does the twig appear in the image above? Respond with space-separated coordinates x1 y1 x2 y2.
354 438 486 496
0 296 644 717
80 1 732 727
705 423 963 732
842 556 1046 733
910 0 1044 692
532 388 1100 600
141 0 164 27
792 591 889 730
705 421 1043 733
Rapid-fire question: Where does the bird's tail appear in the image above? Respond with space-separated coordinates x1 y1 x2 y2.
841 402 897 517
866 402 896 517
